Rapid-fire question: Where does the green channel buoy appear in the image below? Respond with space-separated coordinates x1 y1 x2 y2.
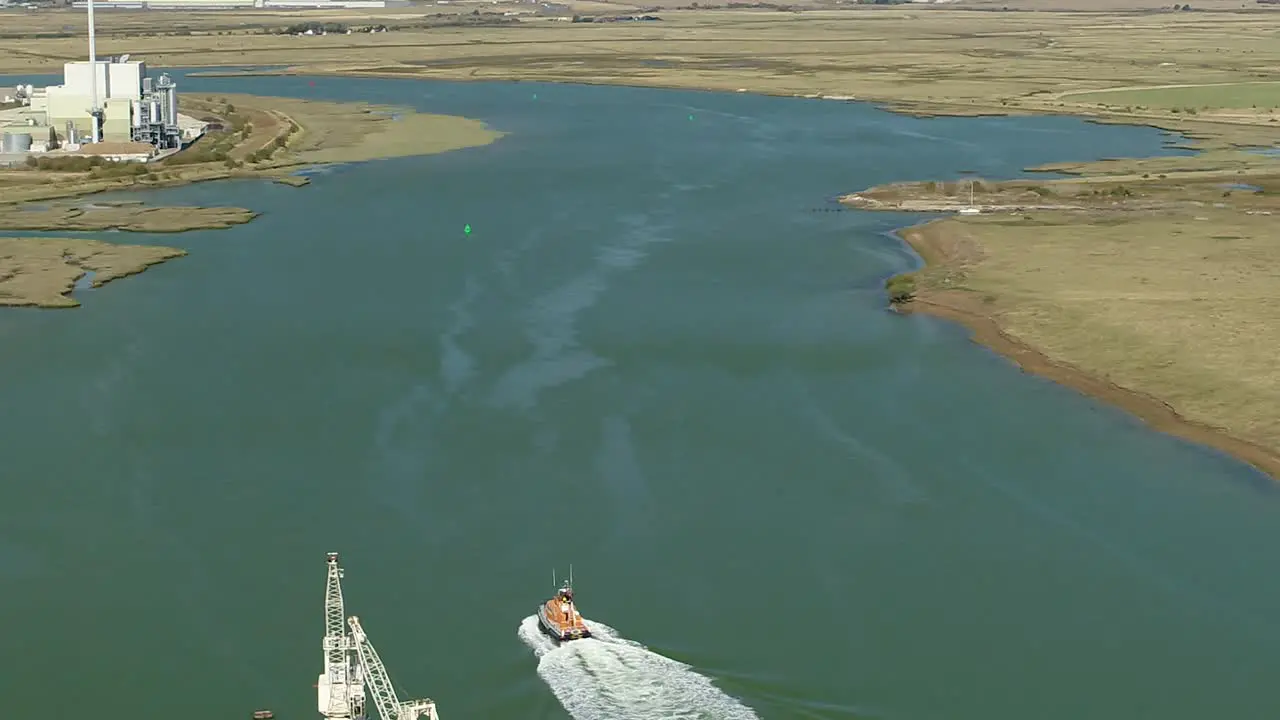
464 224 472 235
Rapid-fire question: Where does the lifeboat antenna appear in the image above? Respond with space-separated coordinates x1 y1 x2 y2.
569 564 573 588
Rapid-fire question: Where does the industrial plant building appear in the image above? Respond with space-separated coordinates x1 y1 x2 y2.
0 57 206 163
70 0 402 8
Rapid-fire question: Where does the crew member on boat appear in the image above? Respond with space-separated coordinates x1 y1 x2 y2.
558 588 574 622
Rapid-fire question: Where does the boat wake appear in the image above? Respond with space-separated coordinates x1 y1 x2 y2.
517 615 760 720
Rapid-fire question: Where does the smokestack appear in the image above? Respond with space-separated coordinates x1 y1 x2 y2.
87 0 101 143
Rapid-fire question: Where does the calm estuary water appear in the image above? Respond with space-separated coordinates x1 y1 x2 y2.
2 75 1278 720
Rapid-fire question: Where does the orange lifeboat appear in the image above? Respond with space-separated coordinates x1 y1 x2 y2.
536 576 591 643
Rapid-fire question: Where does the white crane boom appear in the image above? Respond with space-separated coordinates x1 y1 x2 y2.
348 616 440 720
319 553 366 719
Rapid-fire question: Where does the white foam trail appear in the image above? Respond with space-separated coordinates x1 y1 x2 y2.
796 385 928 508
83 338 142 438
439 276 482 394
487 213 670 411
517 615 760 720
889 126 980 150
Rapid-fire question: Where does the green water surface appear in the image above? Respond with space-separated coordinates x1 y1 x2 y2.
1 76 1276 720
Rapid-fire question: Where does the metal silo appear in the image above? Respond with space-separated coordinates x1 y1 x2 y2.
165 88 178 128
2 132 32 153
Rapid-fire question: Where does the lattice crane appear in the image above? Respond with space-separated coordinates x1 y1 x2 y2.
347 616 440 720
319 553 367 719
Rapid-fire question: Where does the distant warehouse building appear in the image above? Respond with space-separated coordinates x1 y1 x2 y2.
73 0 255 7
72 0 398 7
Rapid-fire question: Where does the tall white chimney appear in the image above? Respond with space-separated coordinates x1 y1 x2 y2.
87 0 101 143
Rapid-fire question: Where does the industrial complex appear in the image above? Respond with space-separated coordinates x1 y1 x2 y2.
0 0 207 166
0 59 206 163
67 0 402 8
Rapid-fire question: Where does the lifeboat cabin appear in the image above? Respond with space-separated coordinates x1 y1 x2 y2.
537 580 591 643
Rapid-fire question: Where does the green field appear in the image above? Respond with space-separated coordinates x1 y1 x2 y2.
1067 82 1280 110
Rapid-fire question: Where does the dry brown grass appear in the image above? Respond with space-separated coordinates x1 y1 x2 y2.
0 235 185 308
845 173 1280 211
867 170 1280 464
2 7 1276 121
948 209 1280 452
178 92 501 165
220 93 504 164
0 202 257 232
5 3 1273 165
3 6 1276 161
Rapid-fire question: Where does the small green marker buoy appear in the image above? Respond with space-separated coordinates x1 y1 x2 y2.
464 224 472 235
533 93 538 100
688 114 695 121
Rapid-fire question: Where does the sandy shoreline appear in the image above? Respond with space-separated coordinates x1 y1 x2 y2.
893 219 1280 480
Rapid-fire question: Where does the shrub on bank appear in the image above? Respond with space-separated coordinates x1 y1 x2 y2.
89 162 149 179
885 273 917 304
24 155 113 172
164 148 228 165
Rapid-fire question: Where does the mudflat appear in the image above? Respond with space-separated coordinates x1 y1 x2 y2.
0 236 186 308
0 202 257 232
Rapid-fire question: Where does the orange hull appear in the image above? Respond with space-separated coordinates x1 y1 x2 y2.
536 597 590 642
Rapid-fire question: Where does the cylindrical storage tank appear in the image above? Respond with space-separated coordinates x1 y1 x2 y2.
165 91 177 126
2 132 33 153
